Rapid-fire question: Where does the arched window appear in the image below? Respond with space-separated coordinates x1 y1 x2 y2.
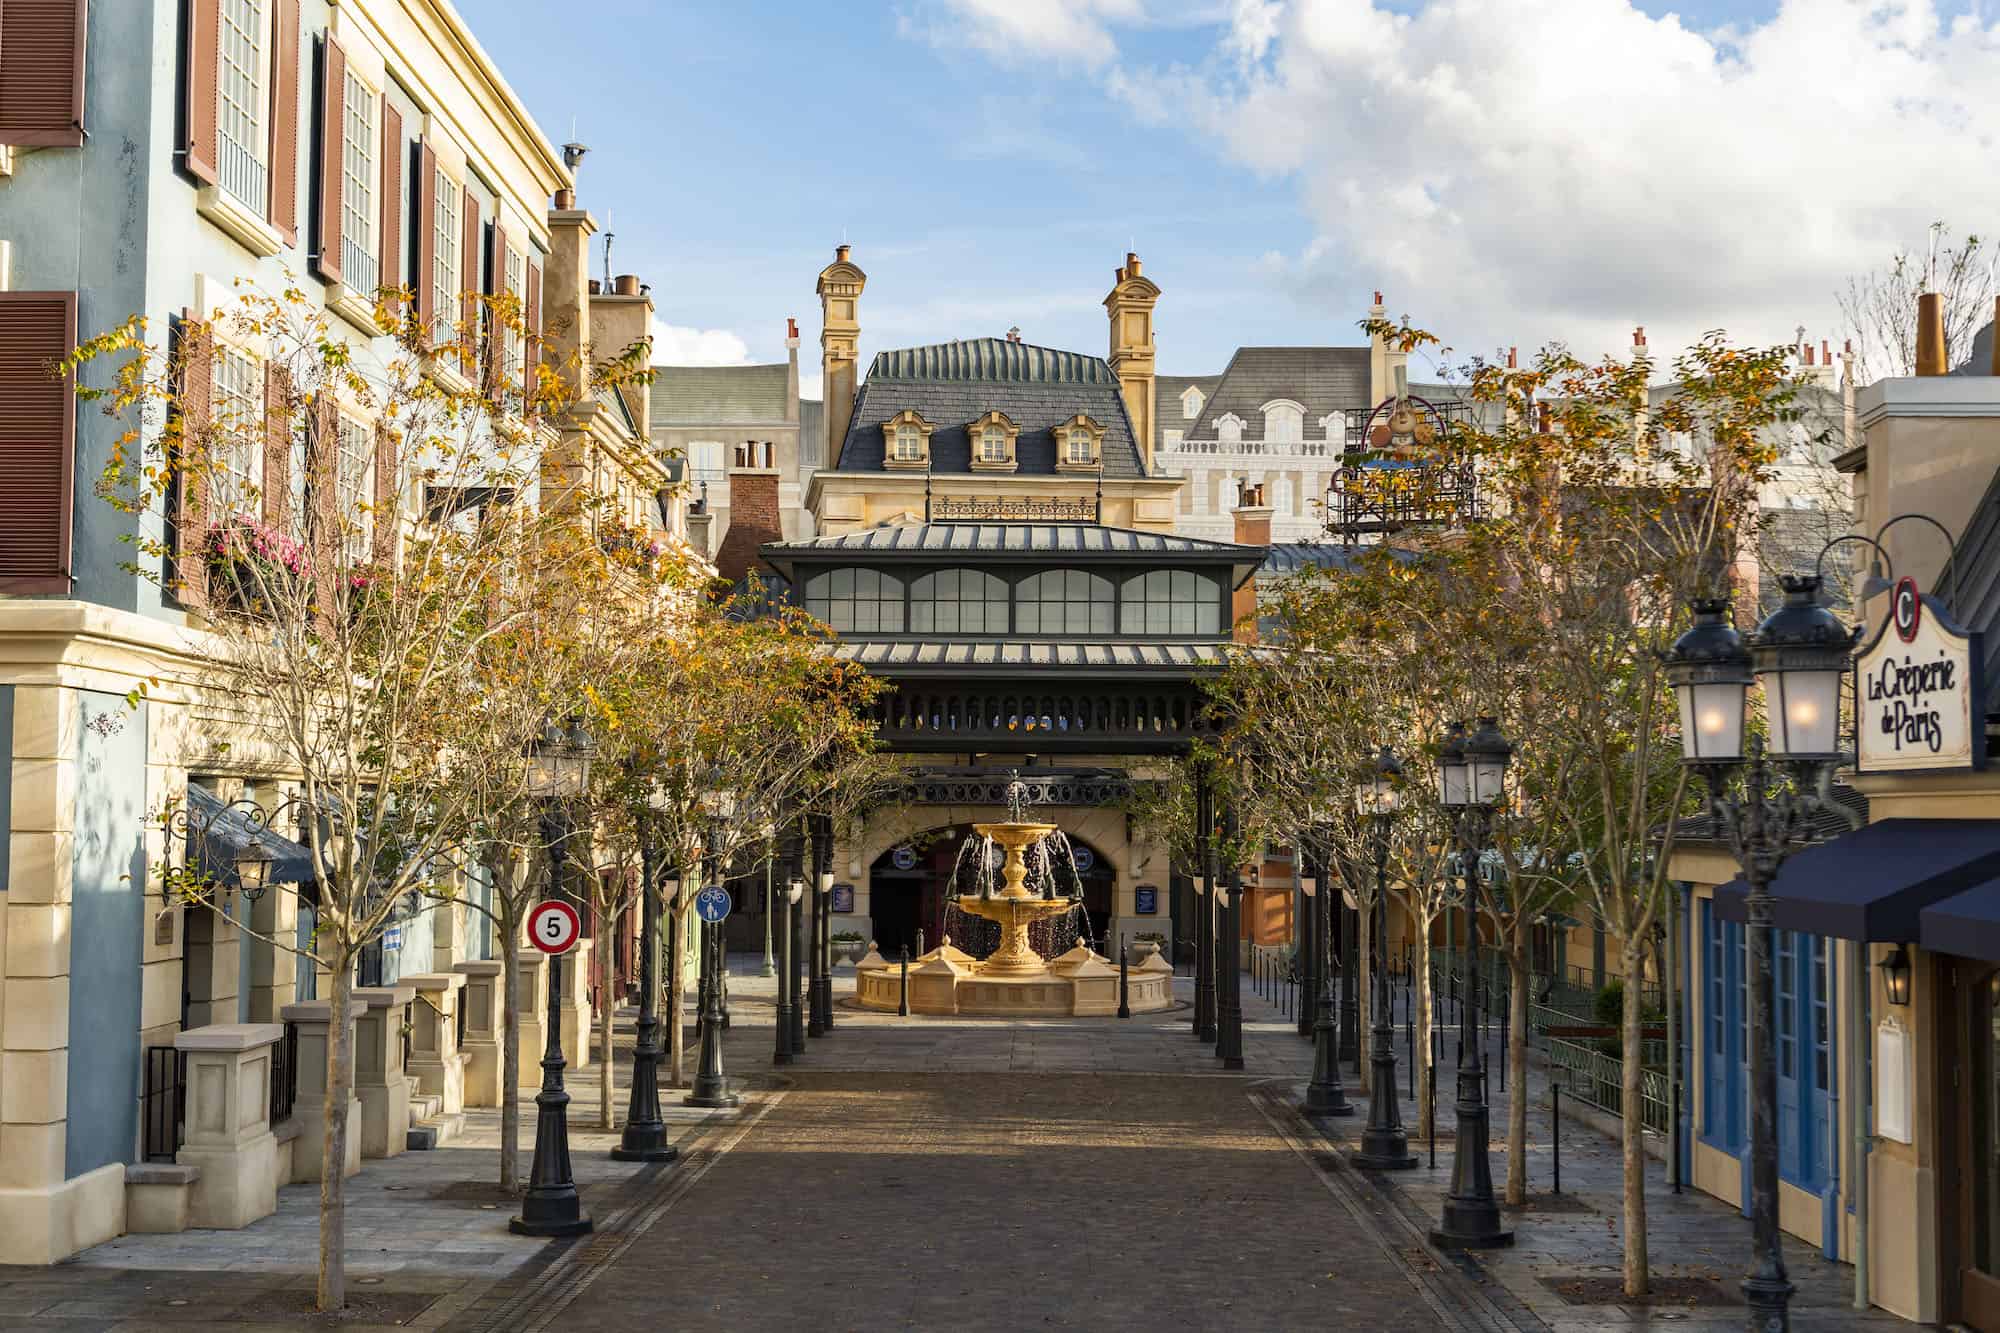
803 567 905 634
910 568 1009 634
1120 570 1222 636
979 425 1008 464
1065 427 1094 465
1015 569 1113 635
1216 413 1244 445
1262 400 1304 444
894 424 922 462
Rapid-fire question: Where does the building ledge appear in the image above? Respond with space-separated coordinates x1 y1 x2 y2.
1856 376 2000 429
196 186 285 259
326 284 387 339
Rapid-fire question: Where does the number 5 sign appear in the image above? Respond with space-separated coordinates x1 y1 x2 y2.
529 900 582 955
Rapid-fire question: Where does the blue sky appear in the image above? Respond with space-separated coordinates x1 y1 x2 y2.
472 0 1996 390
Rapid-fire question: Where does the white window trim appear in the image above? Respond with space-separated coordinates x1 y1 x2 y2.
1181 386 1204 420
1261 398 1306 446
1216 412 1245 445
216 0 272 218
333 408 378 563
210 339 265 520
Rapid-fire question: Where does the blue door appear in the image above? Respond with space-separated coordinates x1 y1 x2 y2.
1702 900 1746 1152
1776 930 1805 1183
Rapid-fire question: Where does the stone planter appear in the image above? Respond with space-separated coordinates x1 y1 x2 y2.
1131 940 1164 966
834 938 866 964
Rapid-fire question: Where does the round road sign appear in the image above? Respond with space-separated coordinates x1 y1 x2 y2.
694 885 733 924
529 900 582 955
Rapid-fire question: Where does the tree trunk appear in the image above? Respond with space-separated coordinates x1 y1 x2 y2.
1415 931 1434 1140
668 896 687 1087
1357 900 1372 1094
598 985 616 1130
499 940 521 1193
316 958 354 1312
1506 919 1530 1205
1621 939 1651 1298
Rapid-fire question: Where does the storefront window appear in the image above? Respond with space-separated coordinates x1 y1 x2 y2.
1015 569 1112 635
1976 970 2000 1276
803 567 906 634
910 568 1008 634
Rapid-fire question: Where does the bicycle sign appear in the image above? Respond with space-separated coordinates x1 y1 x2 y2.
694 885 732 924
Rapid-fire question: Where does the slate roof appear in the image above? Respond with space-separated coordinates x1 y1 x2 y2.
760 522 1267 586
828 639 1232 675
650 363 792 424
1156 374 1223 441
1954 320 1996 376
1259 542 1369 576
835 337 1145 478
1170 347 1373 449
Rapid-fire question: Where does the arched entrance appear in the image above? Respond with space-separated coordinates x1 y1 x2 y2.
869 825 1114 960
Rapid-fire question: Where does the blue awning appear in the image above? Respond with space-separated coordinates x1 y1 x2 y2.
1920 882 2000 963
1713 818 2000 942
185 785 317 894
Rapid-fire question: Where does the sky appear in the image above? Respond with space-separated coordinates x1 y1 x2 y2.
471 0 2000 397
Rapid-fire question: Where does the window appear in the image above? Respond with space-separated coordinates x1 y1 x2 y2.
1015 569 1112 635
1181 386 1204 420
802 567 905 634
689 440 725 481
979 426 1008 464
1262 400 1304 444
211 343 263 515
882 410 934 469
1164 429 1183 453
967 410 1017 471
910 568 1008 634
1120 569 1222 636
1217 413 1244 445
217 0 268 215
341 74 378 294
1066 429 1092 465
431 166 459 344
336 415 374 561
1275 475 1294 515
894 424 923 462
502 243 525 394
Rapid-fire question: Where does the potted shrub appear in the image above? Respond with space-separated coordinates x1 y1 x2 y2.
832 930 866 964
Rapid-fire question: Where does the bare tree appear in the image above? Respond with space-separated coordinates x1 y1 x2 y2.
1838 221 1996 383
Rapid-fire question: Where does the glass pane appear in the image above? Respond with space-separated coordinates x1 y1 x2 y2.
830 567 853 597
1120 603 1141 636
1173 569 1193 599
1089 603 1113 635
1196 600 1220 634
880 598 905 633
1170 601 1195 635
911 602 933 633
853 601 879 634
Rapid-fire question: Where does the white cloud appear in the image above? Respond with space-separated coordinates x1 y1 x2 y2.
903 0 1152 68
1111 0 2000 362
650 321 753 366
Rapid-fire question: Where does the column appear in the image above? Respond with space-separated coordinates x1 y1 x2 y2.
351 984 415 1159
245 887 298 1022
280 997 364 1180
560 939 593 1070
404 973 467 1115
173 1022 283 1228
514 948 549 1088
454 959 505 1106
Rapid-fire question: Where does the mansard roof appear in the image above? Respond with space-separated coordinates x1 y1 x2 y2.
835 337 1146 478
650 362 792 425
1164 347 1373 449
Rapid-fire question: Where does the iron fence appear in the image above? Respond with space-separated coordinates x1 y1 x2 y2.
141 1046 187 1163
1544 1035 1670 1134
269 1022 299 1128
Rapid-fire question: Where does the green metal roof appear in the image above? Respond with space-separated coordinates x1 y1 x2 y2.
866 338 1118 386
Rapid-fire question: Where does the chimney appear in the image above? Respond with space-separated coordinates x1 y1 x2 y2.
785 317 801 429
1840 340 1858 455
1367 289 1402 404
818 245 867 467
1537 402 1552 434
1803 344 1815 367
711 460 782 585
1006 325 1021 344
1104 252 1161 473
1917 291 1947 375
590 271 653 437
1506 346 1518 369
543 197 598 410
1230 483 1274 644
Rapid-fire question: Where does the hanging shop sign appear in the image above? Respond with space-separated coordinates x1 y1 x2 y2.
1856 578 1986 774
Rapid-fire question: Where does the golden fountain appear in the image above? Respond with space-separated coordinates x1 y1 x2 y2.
956 820 1071 977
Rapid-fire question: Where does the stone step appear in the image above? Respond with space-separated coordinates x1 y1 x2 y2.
407 1094 443 1126
406 1111 464 1151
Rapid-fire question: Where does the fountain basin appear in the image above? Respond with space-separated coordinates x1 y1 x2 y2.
854 940 1174 1016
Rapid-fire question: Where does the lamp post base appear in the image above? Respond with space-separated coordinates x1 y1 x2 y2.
1428 1212 1515 1250
509 1208 594 1238
1353 1145 1418 1171
1305 1084 1355 1117
683 1089 741 1110
609 1127 678 1163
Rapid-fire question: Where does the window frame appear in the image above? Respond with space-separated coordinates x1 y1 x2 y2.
334 410 376 563
339 68 380 296
790 561 1240 642
216 0 273 217
430 159 462 347
967 410 1018 474
882 409 934 471
209 338 266 520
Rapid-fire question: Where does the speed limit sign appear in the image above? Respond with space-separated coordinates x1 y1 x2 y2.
529 900 581 955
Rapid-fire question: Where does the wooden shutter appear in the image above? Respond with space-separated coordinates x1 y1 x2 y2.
267 0 301 242
371 420 397 565
458 183 479 378
0 0 88 147
262 362 292 533
484 220 506 390
523 258 541 405
311 34 345 285
171 311 214 610
414 141 437 330
0 291 78 593
180 0 219 179
378 100 402 300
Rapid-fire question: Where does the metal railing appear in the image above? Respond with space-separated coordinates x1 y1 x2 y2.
142 1046 187 1163
1544 1035 1670 1134
269 1022 299 1127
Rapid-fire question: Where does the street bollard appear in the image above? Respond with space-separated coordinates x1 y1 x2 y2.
1118 944 1131 1019
898 946 910 1017
1428 1067 1437 1169
1552 1084 1562 1195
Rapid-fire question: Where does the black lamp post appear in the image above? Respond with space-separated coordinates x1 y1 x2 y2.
816 812 837 1033
1304 829 1354 1116
774 823 804 1065
1194 766 1218 1043
1667 578 1854 1330
1217 799 1245 1071
1354 745 1417 1170
613 781 678 1163
513 719 595 1236
1297 852 1318 1041
1430 717 1514 1249
686 772 740 1109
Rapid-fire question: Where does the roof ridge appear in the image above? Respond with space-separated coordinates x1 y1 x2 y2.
868 337 1116 386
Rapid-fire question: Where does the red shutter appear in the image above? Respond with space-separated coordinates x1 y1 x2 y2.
171 311 214 610
458 184 479 378
262 362 292 533
180 0 219 179
0 291 78 593
414 141 438 332
267 0 300 242
371 420 397 565
0 0 88 148
523 258 541 405
378 101 402 301
312 34 345 286
484 221 506 391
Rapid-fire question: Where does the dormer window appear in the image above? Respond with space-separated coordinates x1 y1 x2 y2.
1216 413 1245 445
882 409 935 471
968 410 1019 473
1053 412 1104 474
1181 386 1204 420
1261 399 1305 445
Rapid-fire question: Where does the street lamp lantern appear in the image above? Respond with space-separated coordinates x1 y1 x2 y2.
645 779 671 815
1356 744 1403 818
1665 597 1753 766
1463 717 1512 807
1751 574 1852 762
1436 720 1471 808
234 837 274 901
699 764 737 823
526 718 594 798
1879 944 1913 1007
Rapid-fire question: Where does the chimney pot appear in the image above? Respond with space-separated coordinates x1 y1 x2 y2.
1506 346 1518 369
836 244 851 262
1373 290 1383 306
553 187 576 210
613 273 641 296
587 278 601 295
1633 326 1646 347
1916 291 1947 375
787 317 799 340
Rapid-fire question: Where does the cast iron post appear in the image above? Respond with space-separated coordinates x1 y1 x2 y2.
1355 816 1416 1167
1341 893 1361 1066
1305 843 1353 1116
817 814 837 1032
1296 864 1317 1039
513 806 593 1235
685 825 739 1108
1217 802 1245 1070
613 831 676 1161
1195 766 1218 1043
773 826 797 1066
1430 810 1510 1247
1118 943 1131 1018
